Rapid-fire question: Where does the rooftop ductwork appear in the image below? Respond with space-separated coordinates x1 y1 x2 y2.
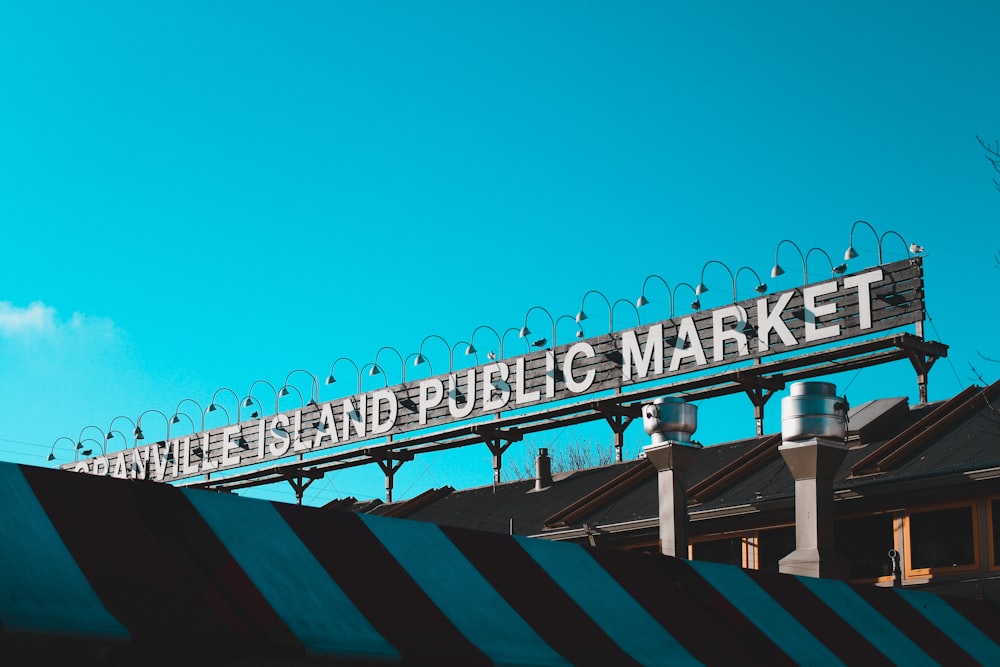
777 381 849 579
534 448 552 492
642 397 700 559
642 397 698 445
780 381 848 444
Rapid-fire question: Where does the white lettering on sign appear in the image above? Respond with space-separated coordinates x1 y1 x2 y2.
844 268 883 330
201 431 219 470
222 425 241 466
271 414 291 457
372 389 399 433
622 323 662 381
803 281 840 342
670 317 707 371
482 362 511 411
181 436 198 474
448 371 476 419
563 342 596 393
515 357 539 404
757 291 797 352
544 350 556 398
66 264 912 482
419 378 444 425
712 305 750 362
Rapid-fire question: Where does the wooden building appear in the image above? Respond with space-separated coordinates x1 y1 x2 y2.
361 380 1000 600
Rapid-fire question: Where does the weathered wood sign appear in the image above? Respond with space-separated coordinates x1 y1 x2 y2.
66 258 924 481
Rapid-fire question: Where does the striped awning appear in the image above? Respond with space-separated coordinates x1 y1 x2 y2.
1 462 998 666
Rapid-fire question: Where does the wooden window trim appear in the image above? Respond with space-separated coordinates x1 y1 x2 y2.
689 533 751 568
987 497 1000 572
903 501 981 579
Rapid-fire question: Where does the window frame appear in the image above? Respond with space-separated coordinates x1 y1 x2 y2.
987 496 1000 572
903 501 981 579
688 532 751 568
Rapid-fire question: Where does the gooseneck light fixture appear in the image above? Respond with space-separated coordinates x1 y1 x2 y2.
771 239 806 281
554 315 585 346
805 247 847 279
105 415 139 450
696 260 767 304
106 430 130 453
204 402 231 427
48 436 76 463
326 357 363 394
277 384 305 409
77 437 104 459
240 395 264 420
171 398 206 432
496 327 521 359
466 325 502 359
134 409 171 441
844 220 879 262
636 274 673 318
575 290 613 333
77 425 107 453
369 346 406 382
695 260 732 298
772 239 847 283
404 351 433 378
169 411 198 439
282 369 321 406
414 334 452 371
611 298 642 330
674 282 701 312
878 230 911 262
735 266 769 297
360 362 388 389
520 305 558 350
207 387 242 423
844 220 914 265
243 379 281 414
451 340 479 368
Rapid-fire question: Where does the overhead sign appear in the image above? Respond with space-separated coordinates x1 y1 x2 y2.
66 258 924 481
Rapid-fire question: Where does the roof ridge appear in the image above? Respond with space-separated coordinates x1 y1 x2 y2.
379 486 455 518
543 460 653 529
687 433 783 505
850 381 1000 476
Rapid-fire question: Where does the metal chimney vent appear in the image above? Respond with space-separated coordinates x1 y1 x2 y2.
642 397 697 445
535 448 552 491
780 381 848 443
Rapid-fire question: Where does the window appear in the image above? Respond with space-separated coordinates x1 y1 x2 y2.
835 513 896 581
905 503 979 577
691 536 745 567
989 498 1000 570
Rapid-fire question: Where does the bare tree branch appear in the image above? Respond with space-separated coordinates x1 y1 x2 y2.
978 350 1000 363
976 135 1000 191
503 437 616 481
970 362 989 386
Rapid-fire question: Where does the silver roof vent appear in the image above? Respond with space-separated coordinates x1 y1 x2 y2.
642 397 697 445
780 381 848 443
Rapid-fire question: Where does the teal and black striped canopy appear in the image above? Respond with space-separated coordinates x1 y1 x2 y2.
1 462 998 665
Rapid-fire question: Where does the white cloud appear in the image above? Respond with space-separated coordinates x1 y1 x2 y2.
0 301 118 339
0 301 57 335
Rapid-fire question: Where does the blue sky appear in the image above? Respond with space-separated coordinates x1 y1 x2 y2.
1 2 998 505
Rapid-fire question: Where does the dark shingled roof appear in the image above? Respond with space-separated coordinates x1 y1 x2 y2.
364 382 1000 541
